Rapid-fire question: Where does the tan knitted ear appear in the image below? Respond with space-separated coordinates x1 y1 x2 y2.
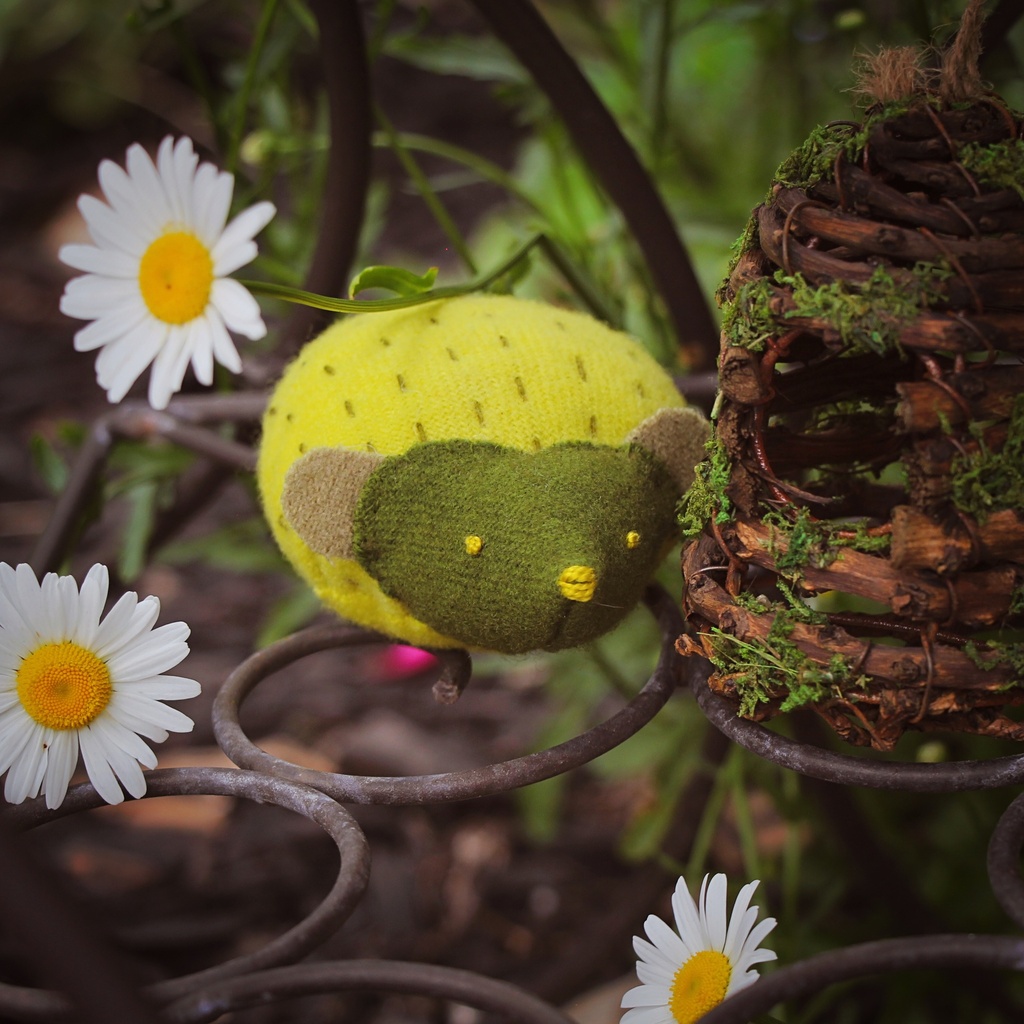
626 407 711 493
282 447 385 559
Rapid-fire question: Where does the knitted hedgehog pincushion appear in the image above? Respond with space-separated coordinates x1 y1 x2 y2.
257 293 709 653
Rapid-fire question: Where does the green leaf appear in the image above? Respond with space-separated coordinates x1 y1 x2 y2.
158 518 287 574
382 32 527 84
106 440 194 496
257 584 323 647
29 434 71 495
515 698 588 843
118 480 158 582
348 263 438 299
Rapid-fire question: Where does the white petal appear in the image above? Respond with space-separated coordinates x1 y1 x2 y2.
621 984 670 1009
109 750 147 799
734 917 778 973
209 277 266 339
61 274 139 321
126 142 174 226
703 874 729 951
38 572 63 637
77 194 148 256
157 137 198 227
621 1006 673 1024
105 703 169 744
107 596 165 653
124 675 201 700
95 594 162 661
636 960 674 988
42 732 80 810
78 726 124 804
70 303 150 353
173 138 201 225
72 564 109 648
98 156 163 239
157 137 186 224
109 693 195 734
213 239 257 278
194 165 234 245
189 318 215 385
0 690 21 715
5 728 48 804
59 243 139 279
731 969 761 993
633 934 685 977
0 587 35 647
95 319 169 403
14 564 47 639
99 148 169 239
211 200 275 269
53 574 81 640
724 880 760 961
203 306 243 373
0 712 38 775
106 622 189 680
671 876 706 953
92 715 158 772
643 914 688 966
92 591 142 657
146 326 192 409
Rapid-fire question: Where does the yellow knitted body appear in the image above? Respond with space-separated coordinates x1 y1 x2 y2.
257 293 686 647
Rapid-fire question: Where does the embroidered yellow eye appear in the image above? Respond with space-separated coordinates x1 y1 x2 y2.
465 535 484 556
625 530 641 550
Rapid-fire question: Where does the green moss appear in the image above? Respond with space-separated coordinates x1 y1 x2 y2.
762 507 894 582
950 394 1024 522
832 519 892 556
704 609 867 715
719 262 951 357
773 120 872 190
964 639 1024 685
779 262 951 356
719 275 778 353
772 102 917 191
716 214 761 307
763 508 840 577
775 577 827 623
959 139 1024 200
678 435 733 538
729 590 765 615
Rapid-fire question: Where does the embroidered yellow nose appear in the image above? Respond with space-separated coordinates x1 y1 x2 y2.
558 565 597 603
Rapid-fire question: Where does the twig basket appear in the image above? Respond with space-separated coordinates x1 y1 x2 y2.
679 92 1024 750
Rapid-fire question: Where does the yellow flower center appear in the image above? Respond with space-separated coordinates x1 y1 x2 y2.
668 949 732 1024
16 642 113 731
138 231 214 324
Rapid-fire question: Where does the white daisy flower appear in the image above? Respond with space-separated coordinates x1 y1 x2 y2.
621 873 777 1024
0 562 200 809
58 135 276 409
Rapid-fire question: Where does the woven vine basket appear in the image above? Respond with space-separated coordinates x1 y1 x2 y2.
678 70 1024 750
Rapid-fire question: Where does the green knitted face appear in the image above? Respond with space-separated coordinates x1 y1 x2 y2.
353 439 679 653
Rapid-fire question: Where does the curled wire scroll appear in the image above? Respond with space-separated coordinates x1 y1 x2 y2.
212 585 684 805
7 585 1024 1021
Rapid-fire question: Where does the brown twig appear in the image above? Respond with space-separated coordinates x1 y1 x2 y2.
286 0 372 350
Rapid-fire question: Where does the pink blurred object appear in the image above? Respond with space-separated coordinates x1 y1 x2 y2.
378 644 439 679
